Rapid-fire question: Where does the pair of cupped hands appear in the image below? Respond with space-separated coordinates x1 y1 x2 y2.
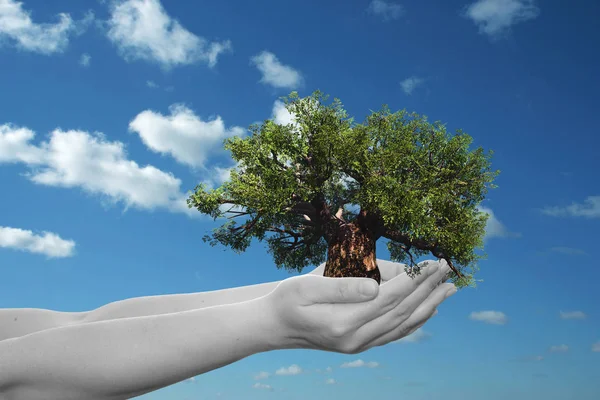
263 259 457 355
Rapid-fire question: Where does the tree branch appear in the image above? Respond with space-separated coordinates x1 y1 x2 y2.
383 229 463 278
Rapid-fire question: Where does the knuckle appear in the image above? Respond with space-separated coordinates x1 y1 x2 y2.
428 276 440 292
339 340 361 354
329 323 348 339
337 281 350 300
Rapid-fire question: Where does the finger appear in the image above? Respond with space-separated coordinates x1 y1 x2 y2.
376 259 406 282
298 275 380 304
308 262 326 276
351 261 447 333
374 259 441 313
402 283 455 328
366 283 456 349
438 258 453 282
393 261 452 318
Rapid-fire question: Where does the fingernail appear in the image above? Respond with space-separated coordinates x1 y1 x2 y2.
445 286 457 298
441 260 451 274
361 281 379 296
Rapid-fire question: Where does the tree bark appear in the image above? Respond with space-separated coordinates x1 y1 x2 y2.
323 222 381 284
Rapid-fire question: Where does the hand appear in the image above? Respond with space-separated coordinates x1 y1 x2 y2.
308 258 417 284
268 259 456 354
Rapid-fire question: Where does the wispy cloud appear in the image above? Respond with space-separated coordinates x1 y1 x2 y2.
393 328 431 343
592 341 600 352
0 1 94 54
128 104 245 169
559 311 586 320
0 123 193 215
367 0 405 21
325 378 337 385
400 76 424 95
146 80 159 88
548 344 569 353
0 226 75 258
340 359 379 368
275 364 303 376
252 382 273 391
513 355 544 362
462 0 540 39
469 310 508 325
79 53 91 67
541 196 600 218
549 247 587 256
478 206 520 240
253 371 270 380
106 0 231 69
250 51 303 89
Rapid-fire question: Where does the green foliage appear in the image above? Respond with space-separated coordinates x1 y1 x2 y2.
187 91 499 288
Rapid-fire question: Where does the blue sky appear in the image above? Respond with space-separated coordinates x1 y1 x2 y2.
1 0 599 398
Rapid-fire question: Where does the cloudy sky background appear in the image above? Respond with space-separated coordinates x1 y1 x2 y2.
1 0 599 399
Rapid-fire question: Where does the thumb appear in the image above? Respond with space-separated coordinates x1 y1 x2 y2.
298 275 380 304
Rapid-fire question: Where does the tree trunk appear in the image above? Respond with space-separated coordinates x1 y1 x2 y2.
323 222 381 284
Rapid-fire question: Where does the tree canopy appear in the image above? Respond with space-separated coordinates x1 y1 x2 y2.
188 91 499 288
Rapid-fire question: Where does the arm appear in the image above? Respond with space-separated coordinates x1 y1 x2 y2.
84 262 326 323
0 282 279 342
0 265 327 342
0 296 282 400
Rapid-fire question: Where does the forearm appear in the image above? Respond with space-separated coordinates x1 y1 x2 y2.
82 280 281 324
0 297 284 400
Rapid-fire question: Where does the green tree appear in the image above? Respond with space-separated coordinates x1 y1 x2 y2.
188 91 499 288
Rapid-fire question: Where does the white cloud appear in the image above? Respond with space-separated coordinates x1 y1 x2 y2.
252 383 273 391
549 344 568 353
521 355 544 362
541 196 600 218
367 0 404 21
325 378 336 385
0 226 75 258
549 246 587 256
251 51 303 89
393 328 431 343
0 0 93 54
559 311 586 320
253 371 270 380
462 0 540 38
210 166 233 184
316 366 333 374
79 53 91 66
0 123 193 215
146 80 159 88
340 359 379 368
106 0 231 69
469 310 507 325
271 100 296 126
129 104 245 169
478 206 519 240
0 124 45 164
275 364 303 376
592 341 600 352
400 76 424 95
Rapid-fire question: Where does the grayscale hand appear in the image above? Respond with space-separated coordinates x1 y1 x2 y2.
0 259 454 400
268 259 456 354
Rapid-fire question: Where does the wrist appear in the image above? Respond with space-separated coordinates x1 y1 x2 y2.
253 291 306 351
